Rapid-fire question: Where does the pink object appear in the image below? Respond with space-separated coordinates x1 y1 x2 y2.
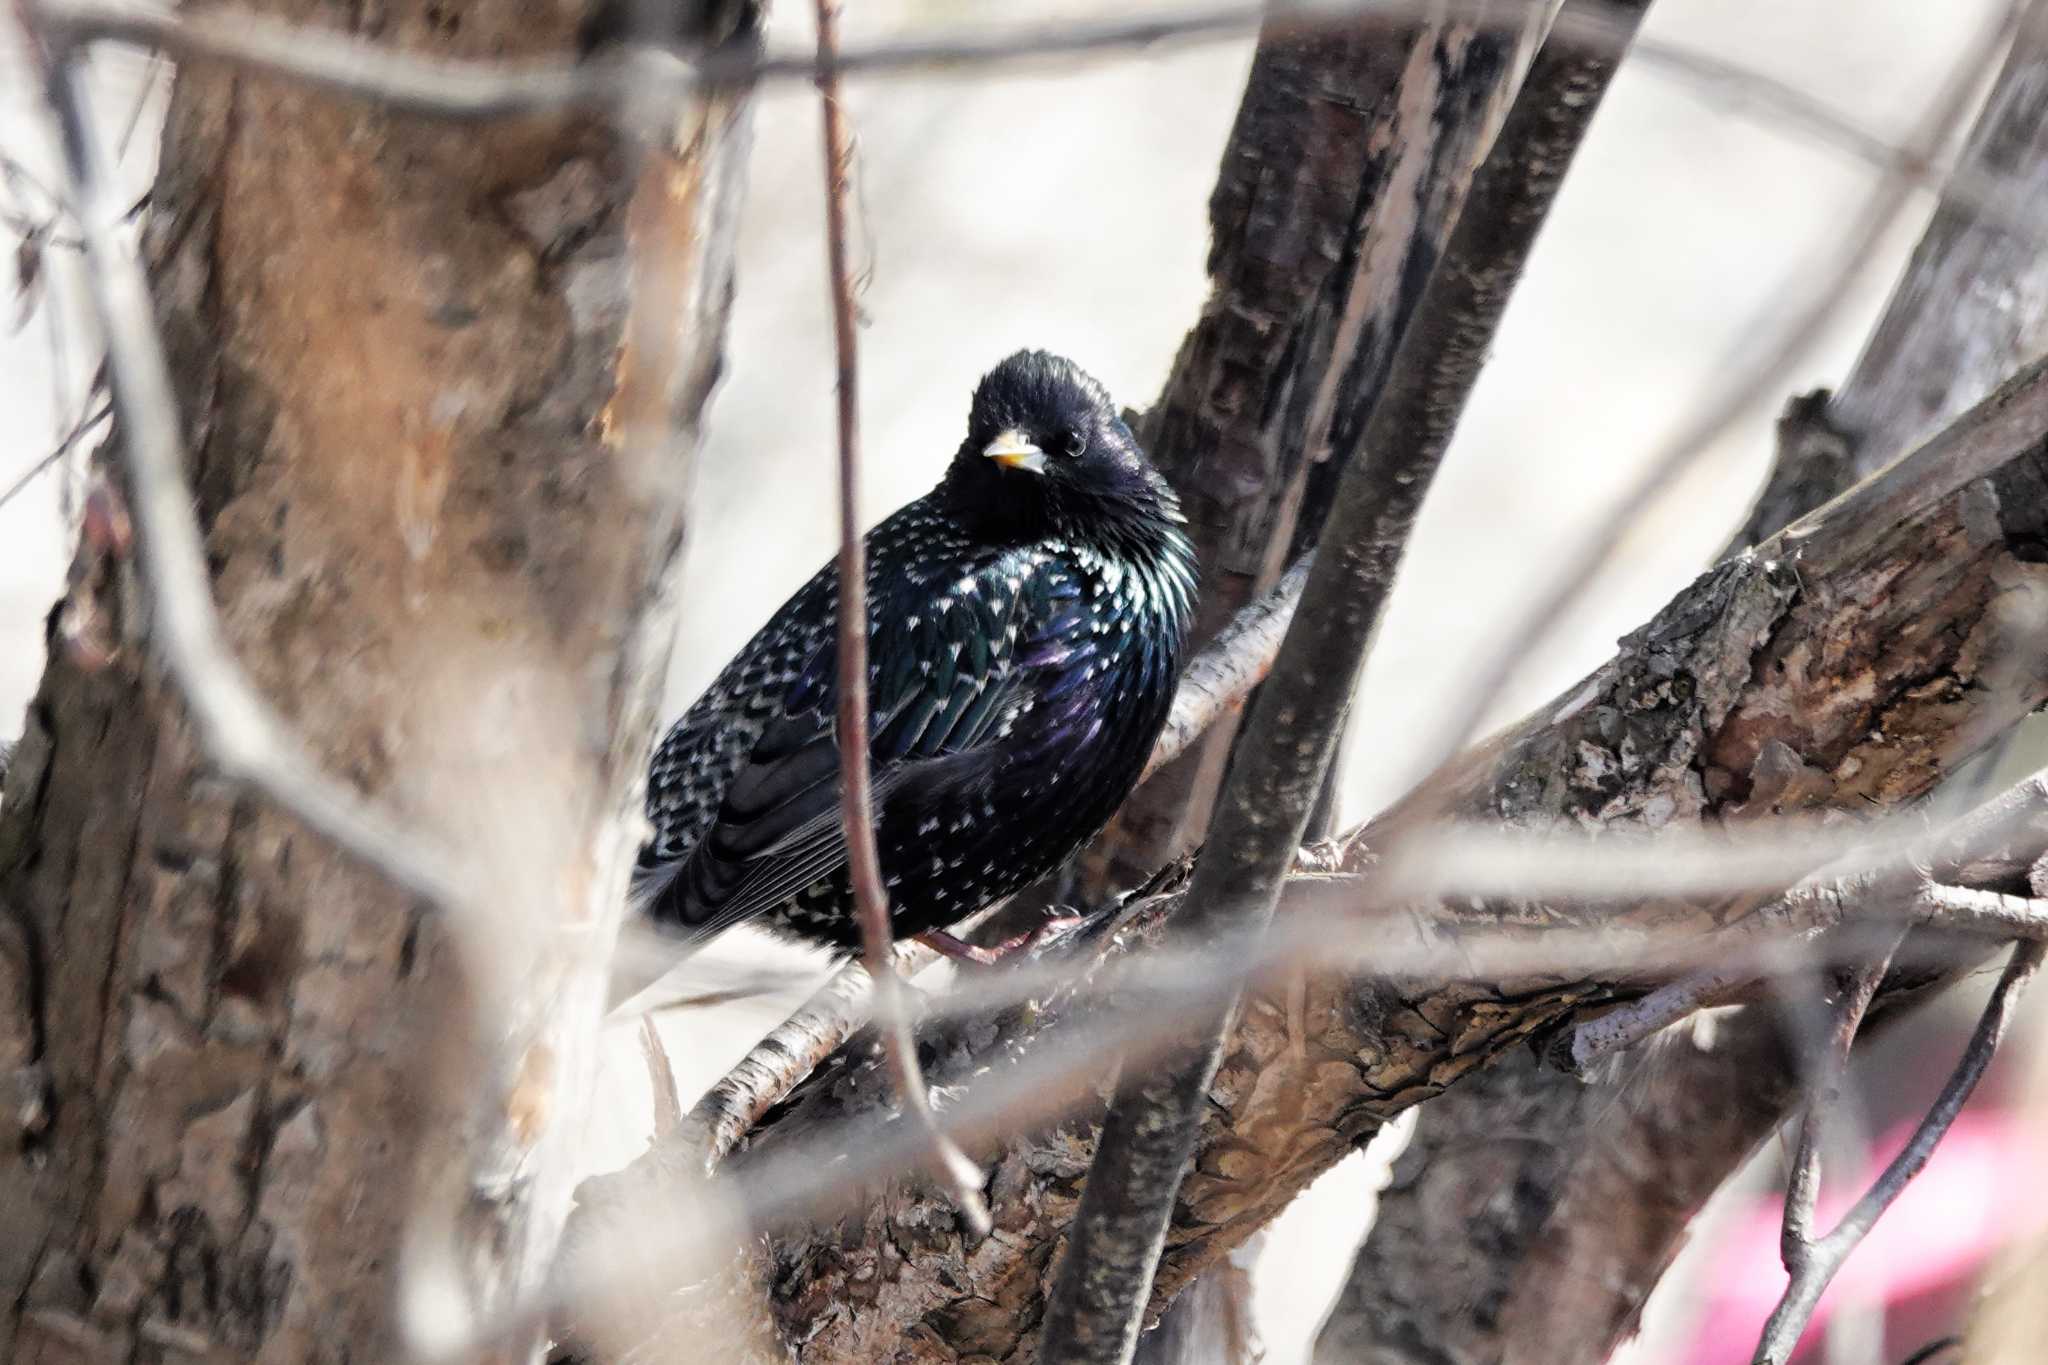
1679 1111 2048 1364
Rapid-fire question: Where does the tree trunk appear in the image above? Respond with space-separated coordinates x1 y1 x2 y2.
0 0 757 1357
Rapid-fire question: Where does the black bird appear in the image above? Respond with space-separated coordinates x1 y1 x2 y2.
633 350 1197 960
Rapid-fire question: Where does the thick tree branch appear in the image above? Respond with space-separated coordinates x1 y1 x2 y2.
1081 0 1545 899
1314 9 2048 1357
1037 6 1651 1360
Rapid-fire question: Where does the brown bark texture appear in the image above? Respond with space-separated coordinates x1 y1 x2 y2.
1311 13 2048 1360
1037 4 1647 1359
1077 3 1542 899
741 344 2048 1362
0 0 757 1358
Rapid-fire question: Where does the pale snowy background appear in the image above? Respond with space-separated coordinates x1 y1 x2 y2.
0 1 2008 1359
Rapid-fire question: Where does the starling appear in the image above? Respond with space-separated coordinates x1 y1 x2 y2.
633 350 1197 959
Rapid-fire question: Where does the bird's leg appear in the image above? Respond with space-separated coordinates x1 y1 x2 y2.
916 929 1005 967
916 916 1089 968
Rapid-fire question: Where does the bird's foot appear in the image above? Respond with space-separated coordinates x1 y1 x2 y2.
917 916 1087 969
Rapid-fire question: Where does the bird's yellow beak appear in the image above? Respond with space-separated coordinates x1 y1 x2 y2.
983 429 1048 474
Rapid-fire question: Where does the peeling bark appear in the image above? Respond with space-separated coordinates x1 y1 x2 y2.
0 0 757 1357
1077 3 1544 900
740 346 2048 1363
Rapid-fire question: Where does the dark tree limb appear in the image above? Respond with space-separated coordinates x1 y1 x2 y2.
1036 6 1651 1360
1081 0 1546 900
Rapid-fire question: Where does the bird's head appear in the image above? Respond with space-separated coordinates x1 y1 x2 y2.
942 350 1184 546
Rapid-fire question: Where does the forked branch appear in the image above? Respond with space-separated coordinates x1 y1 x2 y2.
1755 941 2045 1364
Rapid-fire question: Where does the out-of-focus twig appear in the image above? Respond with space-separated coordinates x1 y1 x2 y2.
635 821 2048 1074
812 0 989 1239
639 1016 686 1141
1754 939 2045 1365
11 1 475 916
0 398 108 512
1567 764 2048 1071
25 0 2041 258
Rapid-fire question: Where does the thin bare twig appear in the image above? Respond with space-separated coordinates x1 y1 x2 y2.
681 949 886 1169
812 0 989 1239
11 3 475 916
0 397 107 512
1916 882 2048 928
1563 966 1753 1070
1142 553 1307 784
1754 939 2046 1364
1779 949 1897 1270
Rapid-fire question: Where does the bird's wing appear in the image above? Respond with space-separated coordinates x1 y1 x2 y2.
652 564 1090 940
637 568 837 880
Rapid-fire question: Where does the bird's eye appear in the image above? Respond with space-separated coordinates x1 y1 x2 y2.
1061 429 1088 459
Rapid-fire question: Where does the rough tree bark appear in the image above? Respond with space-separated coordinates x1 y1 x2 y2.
725 338 2048 1362
1310 10 2048 1360
0 0 757 1358
1077 0 1544 901
1040 4 1649 1359
1054 13 1547 1356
